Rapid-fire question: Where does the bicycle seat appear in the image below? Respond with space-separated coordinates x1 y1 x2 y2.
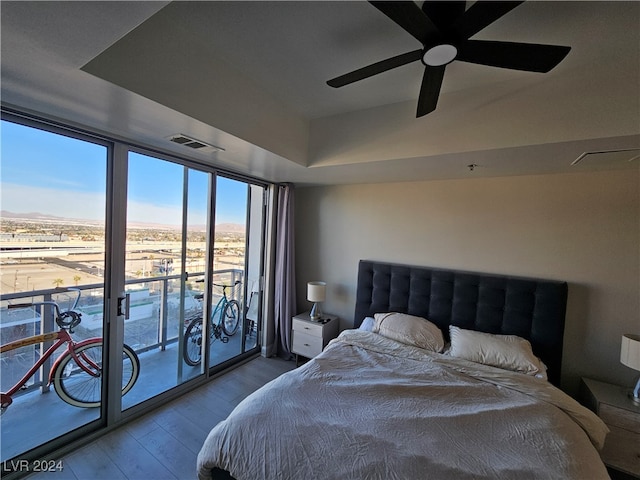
56 311 82 329
194 294 204 300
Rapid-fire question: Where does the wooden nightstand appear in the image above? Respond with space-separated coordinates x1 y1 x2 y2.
579 378 640 477
291 311 339 365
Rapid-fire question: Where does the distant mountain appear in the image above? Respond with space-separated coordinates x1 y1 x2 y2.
1 210 244 232
1 210 68 221
127 222 245 232
216 223 245 233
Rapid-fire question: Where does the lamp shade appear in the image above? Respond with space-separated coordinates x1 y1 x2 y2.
621 334 640 371
307 282 326 302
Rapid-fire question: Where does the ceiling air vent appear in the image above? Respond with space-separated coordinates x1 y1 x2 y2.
571 148 639 166
166 134 224 153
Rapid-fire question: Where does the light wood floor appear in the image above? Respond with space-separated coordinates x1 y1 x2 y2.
26 355 295 480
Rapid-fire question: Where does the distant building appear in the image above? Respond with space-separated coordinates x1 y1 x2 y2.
0 233 69 242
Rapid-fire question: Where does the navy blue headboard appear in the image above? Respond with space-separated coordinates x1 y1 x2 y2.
354 260 568 386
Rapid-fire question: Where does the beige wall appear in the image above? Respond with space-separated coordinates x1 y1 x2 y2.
295 169 639 395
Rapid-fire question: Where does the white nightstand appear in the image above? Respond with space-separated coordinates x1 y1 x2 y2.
291 311 339 365
579 377 640 477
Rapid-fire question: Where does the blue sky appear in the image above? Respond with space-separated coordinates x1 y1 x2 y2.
1 120 247 226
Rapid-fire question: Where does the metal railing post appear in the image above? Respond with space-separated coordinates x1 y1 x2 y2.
39 292 54 393
159 278 169 351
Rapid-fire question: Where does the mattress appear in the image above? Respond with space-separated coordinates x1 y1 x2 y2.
197 329 609 480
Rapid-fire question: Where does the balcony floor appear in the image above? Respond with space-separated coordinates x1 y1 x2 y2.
1 328 259 463
18 354 295 480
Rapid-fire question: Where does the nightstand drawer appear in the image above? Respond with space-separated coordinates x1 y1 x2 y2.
600 403 640 432
291 312 339 365
292 318 324 337
579 378 640 476
601 424 640 476
292 331 323 358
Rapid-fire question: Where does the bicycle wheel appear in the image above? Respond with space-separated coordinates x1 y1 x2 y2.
52 342 139 408
221 300 240 336
183 318 203 366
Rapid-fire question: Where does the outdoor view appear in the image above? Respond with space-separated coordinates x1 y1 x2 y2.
0 192 249 371
0 118 262 465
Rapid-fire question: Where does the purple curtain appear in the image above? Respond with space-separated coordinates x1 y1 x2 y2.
274 183 295 359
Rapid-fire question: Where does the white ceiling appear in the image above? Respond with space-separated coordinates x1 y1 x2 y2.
1 1 638 186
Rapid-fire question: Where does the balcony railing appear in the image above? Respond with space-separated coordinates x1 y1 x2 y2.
0 268 244 397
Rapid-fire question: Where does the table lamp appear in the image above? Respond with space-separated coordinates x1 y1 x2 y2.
620 334 640 404
307 281 326 321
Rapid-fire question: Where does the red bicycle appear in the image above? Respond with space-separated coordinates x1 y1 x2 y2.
1 288 139 412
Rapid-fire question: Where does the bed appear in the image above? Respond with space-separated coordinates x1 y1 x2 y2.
197 260 610 480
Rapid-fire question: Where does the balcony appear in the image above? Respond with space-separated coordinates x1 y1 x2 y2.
0 269 258 462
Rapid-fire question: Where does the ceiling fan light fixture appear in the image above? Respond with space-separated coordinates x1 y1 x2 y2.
328 2 571 118
422 44 457 66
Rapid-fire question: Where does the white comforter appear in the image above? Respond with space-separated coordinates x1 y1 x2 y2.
197 330 610 480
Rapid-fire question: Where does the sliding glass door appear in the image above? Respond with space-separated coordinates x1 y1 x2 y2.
0 113 269 469
0 118 109 462
120 156 267 409
119 152 211 410
197 176 266 370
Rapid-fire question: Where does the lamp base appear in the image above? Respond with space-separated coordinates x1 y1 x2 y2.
629 376 640 404
310 302 323 321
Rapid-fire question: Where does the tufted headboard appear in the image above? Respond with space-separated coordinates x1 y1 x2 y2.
354 260 568 386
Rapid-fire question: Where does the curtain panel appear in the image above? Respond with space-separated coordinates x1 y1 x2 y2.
274 183 296 359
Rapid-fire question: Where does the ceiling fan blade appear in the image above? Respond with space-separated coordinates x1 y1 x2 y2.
327 49 422 88
452 1 524 40
421 1 466 31
416 65 445 117
369 1 439 44
457 40 571 73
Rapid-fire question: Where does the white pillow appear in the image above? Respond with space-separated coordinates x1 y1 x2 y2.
449 325 546 378
359 317 375 332
373 312 444 352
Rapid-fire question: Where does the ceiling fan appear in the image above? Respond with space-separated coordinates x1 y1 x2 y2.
327 1 571 118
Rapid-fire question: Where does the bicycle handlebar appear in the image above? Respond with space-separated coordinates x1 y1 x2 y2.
212 280 241 289
7 288 82 329
193 279 241 289
66 287 81 310
8 300 62 318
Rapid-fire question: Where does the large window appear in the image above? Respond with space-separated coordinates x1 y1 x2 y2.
0 114 269 470
0 119 108 462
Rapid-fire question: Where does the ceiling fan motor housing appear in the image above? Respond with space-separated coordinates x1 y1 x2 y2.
422 44 458 66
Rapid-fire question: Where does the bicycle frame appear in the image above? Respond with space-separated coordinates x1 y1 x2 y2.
193 281 235 328
184 294 225 326
210 295 228 326
0 331 102 408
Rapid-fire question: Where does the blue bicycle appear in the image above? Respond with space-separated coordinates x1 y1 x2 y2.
183 281 241 366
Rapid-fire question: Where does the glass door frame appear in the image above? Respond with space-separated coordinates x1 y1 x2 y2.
199 172 268 375
0 107 272 468
104 142 128 424
0 109 114 463
240 181 268 353
112 146 212 417
115 149 269 399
